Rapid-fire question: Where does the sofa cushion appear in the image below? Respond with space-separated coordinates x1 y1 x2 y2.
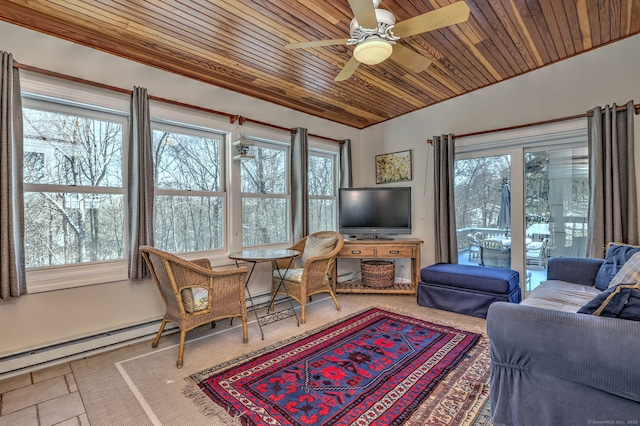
594 244 640 290
520 280 602 313
608 252 640 288
578 283 640 321
301 234 338 264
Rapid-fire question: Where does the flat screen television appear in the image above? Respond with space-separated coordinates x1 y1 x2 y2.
338 187 412 240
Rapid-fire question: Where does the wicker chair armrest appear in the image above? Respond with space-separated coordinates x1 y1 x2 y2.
169 255 248 278
191 258 212 269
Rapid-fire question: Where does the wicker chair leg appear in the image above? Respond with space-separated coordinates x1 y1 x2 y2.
300 305 306 324
176 330 187 369
152 320 168 348
329 291 341 312
242 318 249 343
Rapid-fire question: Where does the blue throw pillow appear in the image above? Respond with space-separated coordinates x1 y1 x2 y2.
578 282 640 321
594 244 640 291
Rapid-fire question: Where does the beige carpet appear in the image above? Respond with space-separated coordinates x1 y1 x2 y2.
71 294 487 426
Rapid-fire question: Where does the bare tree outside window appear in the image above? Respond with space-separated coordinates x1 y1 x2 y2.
23 107 125 267
241 144 288 246
308 153 337 233
153 129 224 253
455 156 510 230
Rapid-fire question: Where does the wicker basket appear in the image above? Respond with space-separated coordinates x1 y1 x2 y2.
361 260 395 288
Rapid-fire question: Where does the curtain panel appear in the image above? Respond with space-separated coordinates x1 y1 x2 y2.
432 134 458 264
128 87 155 279
0 51 26 300
587 100 638 257
291 128 309 242
339 139 353 188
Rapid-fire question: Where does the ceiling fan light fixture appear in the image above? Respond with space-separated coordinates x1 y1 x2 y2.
353 39 393 65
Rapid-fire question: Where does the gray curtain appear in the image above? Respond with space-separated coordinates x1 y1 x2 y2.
432 134 458 263
0 51 26 300
291 127 308 242
587 100 638 257
128 87 154 279
339 138 353 188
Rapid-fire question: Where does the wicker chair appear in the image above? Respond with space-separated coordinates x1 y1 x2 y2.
140 246 249 368
270 231 344 324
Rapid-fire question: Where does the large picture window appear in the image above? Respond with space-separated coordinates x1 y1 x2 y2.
23 104 125 268
152 125 225 253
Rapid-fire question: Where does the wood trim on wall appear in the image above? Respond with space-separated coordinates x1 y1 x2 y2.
13 62 344 144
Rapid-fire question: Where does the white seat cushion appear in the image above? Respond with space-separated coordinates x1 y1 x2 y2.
273 268 304 283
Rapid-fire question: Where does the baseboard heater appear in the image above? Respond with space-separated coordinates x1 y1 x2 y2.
0 291 282 379
0 320 169 379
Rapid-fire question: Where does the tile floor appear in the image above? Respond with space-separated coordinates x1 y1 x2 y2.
0 362 89 426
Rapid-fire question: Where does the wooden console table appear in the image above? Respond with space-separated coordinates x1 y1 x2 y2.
333 238 423 295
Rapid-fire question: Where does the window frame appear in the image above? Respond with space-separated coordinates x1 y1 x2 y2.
150 120 228 255
308 147 339 233
239 138 291 248
22 95 130 293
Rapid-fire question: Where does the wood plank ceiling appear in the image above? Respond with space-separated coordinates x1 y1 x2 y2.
1 0 639 129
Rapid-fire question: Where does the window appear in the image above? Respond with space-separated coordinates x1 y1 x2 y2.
152 125 225 253
308 150 337 233
23 103 126 268
19 77 342 292
240 141 289 246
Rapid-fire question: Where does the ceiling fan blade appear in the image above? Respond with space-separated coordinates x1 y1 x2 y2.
390 44 432 73
348 0 378 29
335 57 361 81
393 1 471 38
285 39 350 49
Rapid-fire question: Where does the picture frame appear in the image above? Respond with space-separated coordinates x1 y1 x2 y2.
375 149 412 184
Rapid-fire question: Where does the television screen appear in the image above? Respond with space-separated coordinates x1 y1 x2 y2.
338 187 411 239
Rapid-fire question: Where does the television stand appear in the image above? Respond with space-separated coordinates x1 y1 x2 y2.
332 238 423 295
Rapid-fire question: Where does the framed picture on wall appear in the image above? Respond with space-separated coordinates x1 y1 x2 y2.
375 150 412 184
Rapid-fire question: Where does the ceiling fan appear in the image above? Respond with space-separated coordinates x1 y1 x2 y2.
285 0 471 81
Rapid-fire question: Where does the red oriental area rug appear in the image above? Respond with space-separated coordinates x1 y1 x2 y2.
185 307 489 426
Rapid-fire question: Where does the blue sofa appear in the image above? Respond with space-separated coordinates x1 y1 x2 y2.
487 256 640 425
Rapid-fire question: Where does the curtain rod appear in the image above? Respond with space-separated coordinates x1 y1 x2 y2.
13 62 344 144
427 103 640 144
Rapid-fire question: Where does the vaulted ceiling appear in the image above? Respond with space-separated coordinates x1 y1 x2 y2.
2 0 639 129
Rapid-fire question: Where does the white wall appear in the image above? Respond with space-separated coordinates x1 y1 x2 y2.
0 21 360 357
1 19 639 358
359 34 640 266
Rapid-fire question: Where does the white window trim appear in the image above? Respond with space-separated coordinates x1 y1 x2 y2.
23 94 129 293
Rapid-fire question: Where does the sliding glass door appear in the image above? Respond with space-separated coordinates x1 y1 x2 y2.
524 146 589 289
455 155 511 266
454 120 589 294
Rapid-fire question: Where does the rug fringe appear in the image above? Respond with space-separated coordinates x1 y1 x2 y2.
183 384 244 426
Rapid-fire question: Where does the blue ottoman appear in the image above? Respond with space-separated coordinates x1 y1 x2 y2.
418 263 521 318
